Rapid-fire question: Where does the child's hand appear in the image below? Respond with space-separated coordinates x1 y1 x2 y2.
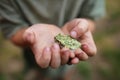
62 19 97 64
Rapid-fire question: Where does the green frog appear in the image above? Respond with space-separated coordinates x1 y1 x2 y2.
55 34 81 50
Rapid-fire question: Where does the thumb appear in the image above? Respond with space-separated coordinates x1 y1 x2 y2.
23 29 35 45
70 19 89 38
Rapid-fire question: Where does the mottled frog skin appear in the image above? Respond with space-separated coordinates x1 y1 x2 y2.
55 34 81 50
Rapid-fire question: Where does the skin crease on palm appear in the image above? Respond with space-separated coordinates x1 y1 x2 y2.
11 19 97 68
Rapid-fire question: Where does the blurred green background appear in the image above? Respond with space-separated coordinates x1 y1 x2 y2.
0 0 120 80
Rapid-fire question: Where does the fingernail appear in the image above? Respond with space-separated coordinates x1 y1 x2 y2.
70 31 77 38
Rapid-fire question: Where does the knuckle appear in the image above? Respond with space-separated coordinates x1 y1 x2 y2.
77 25 85 32
23 29 32 37
75 19 89 33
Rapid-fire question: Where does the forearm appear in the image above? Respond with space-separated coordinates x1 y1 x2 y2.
10 28 29 47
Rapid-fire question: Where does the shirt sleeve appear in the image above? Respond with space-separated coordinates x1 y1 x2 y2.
0 0 29 38
79 0 106 20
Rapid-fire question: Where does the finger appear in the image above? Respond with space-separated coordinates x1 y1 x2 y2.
35 47 51 68
23 28 35 45
70 57 79 64
51 43 61 68
61 47 70 65
61 51 69 65
75 48 88 60
41 47 51 68
60 47 75 65
79 31 97 56
69 51 75 58
61 47 75 58
70 19 89 38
